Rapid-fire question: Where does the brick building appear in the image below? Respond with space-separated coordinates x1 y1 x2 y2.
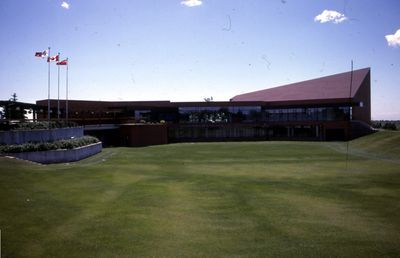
37 68 373 146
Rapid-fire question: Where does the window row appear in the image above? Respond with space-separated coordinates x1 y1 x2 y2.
178 106 351 123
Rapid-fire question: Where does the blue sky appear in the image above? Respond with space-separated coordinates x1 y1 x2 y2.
0 0 399 119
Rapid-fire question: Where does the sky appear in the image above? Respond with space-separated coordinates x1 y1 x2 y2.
0 0 399 120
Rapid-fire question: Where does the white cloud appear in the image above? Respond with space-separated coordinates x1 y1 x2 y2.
314 10 347 24
181 0 202 7
61 1 69 9
385 29 400 47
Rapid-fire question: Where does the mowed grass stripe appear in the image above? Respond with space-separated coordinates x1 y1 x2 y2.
0 131 399 257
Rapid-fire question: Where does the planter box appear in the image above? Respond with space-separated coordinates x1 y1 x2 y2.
0 127 84 145
5 142 102 164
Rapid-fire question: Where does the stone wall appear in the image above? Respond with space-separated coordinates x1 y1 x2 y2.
5 142 102 164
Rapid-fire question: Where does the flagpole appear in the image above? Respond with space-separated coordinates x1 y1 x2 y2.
57 53 60 121
47 47 51 122
66 58 69 123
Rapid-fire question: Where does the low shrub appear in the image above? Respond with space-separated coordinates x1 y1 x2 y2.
372 120 399 131
372 122 382 129
0 121 79 131
15 121 79 131
382 122 397 130
0 136 99 154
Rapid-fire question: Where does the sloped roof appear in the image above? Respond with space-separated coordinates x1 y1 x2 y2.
231 68 370 102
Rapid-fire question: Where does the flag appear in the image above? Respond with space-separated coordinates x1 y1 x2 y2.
47 54 59 62
56 59 68 65
35 50 48 58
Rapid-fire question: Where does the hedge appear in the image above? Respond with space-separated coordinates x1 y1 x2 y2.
0 136 99 154
0 121 79 131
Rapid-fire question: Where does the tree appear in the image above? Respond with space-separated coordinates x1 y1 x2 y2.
5 93 26 120
383 122 397 130
9 93 18 102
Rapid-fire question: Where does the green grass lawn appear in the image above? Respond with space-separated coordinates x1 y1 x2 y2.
1 131 399 257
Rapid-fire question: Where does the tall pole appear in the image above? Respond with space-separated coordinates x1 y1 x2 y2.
57 54 60 121
66 58 69 123
346 60 354 170
47 47 51 122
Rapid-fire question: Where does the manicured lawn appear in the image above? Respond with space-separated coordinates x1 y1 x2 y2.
0 131 399 257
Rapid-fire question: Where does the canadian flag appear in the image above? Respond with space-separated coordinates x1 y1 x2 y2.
35 50 48 58
47 54 60 62
56 59 68 65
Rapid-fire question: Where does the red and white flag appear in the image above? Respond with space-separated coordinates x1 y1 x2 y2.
35 50 48 58
47 54 60 62
56 59 68 65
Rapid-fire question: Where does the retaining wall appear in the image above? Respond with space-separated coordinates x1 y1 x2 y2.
0 127 84 145
5 142 102 164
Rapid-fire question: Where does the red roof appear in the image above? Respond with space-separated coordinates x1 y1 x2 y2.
231 68 370 102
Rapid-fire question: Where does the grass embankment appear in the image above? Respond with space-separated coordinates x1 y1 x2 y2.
327 130 400 162
349 130 400 158
0 131 399 257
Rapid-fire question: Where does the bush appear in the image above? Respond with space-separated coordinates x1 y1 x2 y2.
372 122 382 129
0 121 79 131
21 142 37 152
15 121 79 131
382 122 397 130
0 136 99 154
